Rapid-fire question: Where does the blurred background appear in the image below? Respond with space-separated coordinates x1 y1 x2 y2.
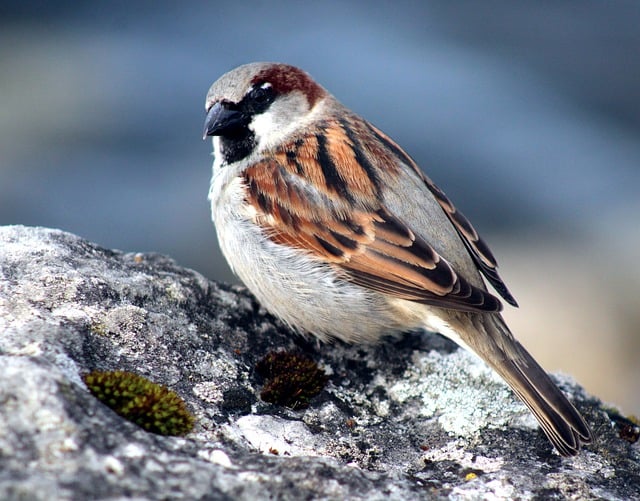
1 1 638 415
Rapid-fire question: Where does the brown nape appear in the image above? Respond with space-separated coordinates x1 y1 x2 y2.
251 64 326 107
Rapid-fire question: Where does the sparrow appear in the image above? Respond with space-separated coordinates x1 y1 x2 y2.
202 62 592 456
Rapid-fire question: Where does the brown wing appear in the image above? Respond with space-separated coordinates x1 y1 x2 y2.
366 123 518 307
242 119 503 313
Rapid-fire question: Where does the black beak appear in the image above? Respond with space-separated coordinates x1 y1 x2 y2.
202 102 246 140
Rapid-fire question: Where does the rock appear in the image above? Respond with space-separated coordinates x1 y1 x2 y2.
0 225 638 500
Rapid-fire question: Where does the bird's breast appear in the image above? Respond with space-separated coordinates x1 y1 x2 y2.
209 172 417 343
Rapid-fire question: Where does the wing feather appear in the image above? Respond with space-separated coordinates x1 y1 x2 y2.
242 118 505 313
366 123 518 306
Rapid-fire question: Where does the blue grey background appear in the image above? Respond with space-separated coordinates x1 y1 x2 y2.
1 1 639 413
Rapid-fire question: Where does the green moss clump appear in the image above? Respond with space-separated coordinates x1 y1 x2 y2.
83 370 194 436
255 351 328 410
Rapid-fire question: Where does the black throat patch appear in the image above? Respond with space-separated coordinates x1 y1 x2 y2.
219 127 256 164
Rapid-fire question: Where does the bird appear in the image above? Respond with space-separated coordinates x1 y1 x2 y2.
202 62 592 456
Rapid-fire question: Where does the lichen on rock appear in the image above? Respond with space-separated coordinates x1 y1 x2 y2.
1 225 638 500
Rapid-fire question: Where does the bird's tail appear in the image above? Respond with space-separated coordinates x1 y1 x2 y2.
452 313 592 456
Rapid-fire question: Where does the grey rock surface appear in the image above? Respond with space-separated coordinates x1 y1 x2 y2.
0 225 638 500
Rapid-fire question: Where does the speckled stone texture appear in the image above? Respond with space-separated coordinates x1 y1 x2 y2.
1 225 638 500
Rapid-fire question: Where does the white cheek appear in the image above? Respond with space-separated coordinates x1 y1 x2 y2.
250 111 292 152
249 95 326 153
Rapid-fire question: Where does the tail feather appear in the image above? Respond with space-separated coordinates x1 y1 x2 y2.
501 345 592 456
454 313 592 456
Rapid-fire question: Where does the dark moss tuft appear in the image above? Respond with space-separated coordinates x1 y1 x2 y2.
83 370 194 436
255 351 328 410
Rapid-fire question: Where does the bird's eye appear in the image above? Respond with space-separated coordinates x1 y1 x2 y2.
245 83 275 113
252 86 271 103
